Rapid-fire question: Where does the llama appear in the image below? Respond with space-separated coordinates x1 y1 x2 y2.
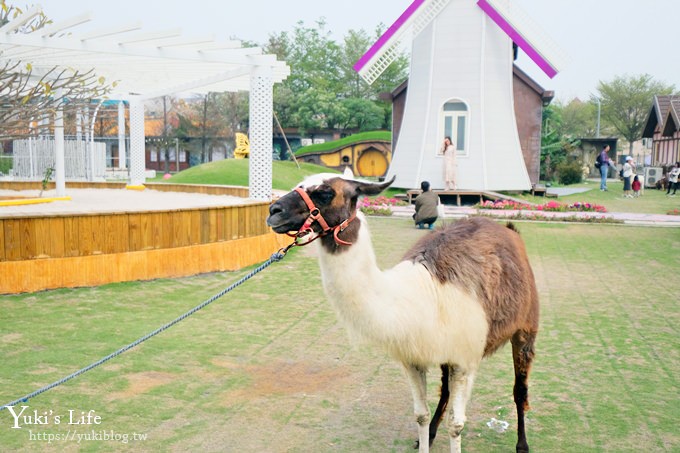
266 174 539 453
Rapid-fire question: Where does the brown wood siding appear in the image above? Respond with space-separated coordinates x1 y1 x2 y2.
1 204 269 262
652 130 680 165
0 233 289 294
512 75 544 186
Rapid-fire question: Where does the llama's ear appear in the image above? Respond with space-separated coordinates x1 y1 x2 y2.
343 167 354 179
348 175 395 197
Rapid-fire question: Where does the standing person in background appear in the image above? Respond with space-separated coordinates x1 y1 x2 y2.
622 156 635 198
441 136 457 190
413 181 439 230
667 162 680 197
596 144 615 191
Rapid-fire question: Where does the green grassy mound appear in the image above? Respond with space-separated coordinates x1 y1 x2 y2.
165 159 338 191
294 130 391 156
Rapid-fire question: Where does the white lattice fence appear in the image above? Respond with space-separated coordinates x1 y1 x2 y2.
249 67 274 201
12 139 106 180
129 99 146 186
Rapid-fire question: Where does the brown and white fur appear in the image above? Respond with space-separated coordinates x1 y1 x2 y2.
266 174 539 453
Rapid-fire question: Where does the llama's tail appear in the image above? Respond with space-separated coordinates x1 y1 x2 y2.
506 222 519 234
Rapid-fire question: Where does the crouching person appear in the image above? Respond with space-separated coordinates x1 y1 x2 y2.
413 181 440 230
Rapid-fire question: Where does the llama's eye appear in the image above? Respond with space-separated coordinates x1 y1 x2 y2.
314 186 335 205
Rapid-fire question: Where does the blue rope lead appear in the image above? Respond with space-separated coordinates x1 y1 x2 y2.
0 249 290 411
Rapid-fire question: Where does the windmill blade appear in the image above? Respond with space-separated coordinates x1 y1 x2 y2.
354 0 451 85
478 0 569 78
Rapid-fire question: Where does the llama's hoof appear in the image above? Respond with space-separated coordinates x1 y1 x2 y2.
412 436 436 449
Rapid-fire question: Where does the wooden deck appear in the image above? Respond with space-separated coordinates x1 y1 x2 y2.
0 182 287 294
406 189 534 206
398 186 557 206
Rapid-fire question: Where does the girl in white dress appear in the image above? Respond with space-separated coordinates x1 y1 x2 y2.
442 136 457 190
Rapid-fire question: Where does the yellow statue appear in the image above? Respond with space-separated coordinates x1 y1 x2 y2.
234 133 249 159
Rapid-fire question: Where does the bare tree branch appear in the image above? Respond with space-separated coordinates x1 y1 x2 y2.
0 2 114 139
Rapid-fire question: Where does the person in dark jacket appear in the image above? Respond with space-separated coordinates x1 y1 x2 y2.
596 144 615 191
413 181 440 229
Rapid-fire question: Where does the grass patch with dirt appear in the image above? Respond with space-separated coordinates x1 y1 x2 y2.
0 218 678 452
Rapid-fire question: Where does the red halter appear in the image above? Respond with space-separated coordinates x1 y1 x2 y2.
287 187 356 247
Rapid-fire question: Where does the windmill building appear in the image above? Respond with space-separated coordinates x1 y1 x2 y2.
354 0 566 191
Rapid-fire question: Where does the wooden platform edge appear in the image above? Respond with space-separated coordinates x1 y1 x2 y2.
0 232 290 295
406 189 530 206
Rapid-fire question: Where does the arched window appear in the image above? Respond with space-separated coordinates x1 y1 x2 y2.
438 100 468 156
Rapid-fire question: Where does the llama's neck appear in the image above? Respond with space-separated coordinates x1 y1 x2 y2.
315 212 489 368
316 213 418 346
317 212 382 295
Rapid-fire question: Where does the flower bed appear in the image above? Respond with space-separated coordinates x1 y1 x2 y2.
359 196 404 216
474 212 622 224
477 199 607 213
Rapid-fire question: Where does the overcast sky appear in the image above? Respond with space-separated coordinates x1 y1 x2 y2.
30 0 679 102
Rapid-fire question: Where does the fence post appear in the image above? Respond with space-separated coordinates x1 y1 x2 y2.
248 65 273 201
54 88 66 197
128 97 146 187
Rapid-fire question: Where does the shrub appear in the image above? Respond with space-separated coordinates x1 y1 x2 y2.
0 156 12 174
556 160 583 185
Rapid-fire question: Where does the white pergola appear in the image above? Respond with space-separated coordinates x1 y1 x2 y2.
0 6 290 200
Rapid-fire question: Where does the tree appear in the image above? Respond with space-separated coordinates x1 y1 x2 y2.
265 19 408 134
340 98 384 131
339 26 409 130
540 104 580 181
178 93 223 163
174 92 247 163
158 96 179 173
558 98 597 138
340 29 374 100
266 20 344 133
0 2 112 139
596 74 675 154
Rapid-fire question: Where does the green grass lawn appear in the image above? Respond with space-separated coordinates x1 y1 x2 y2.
515 179 680 215
155 160 338 191
1 218 678 452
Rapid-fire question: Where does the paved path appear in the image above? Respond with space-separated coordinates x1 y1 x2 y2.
391 205 680 227
2 187 678 227
546 187 593 197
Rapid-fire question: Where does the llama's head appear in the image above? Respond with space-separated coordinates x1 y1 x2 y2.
267 173 394 248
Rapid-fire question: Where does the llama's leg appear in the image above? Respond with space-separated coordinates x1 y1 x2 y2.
413 364 450 450
404 364 430 453
446 366 476 453
430 364 450 444
512 329 537 453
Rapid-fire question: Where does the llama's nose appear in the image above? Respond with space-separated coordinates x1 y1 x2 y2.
268 202 283 217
